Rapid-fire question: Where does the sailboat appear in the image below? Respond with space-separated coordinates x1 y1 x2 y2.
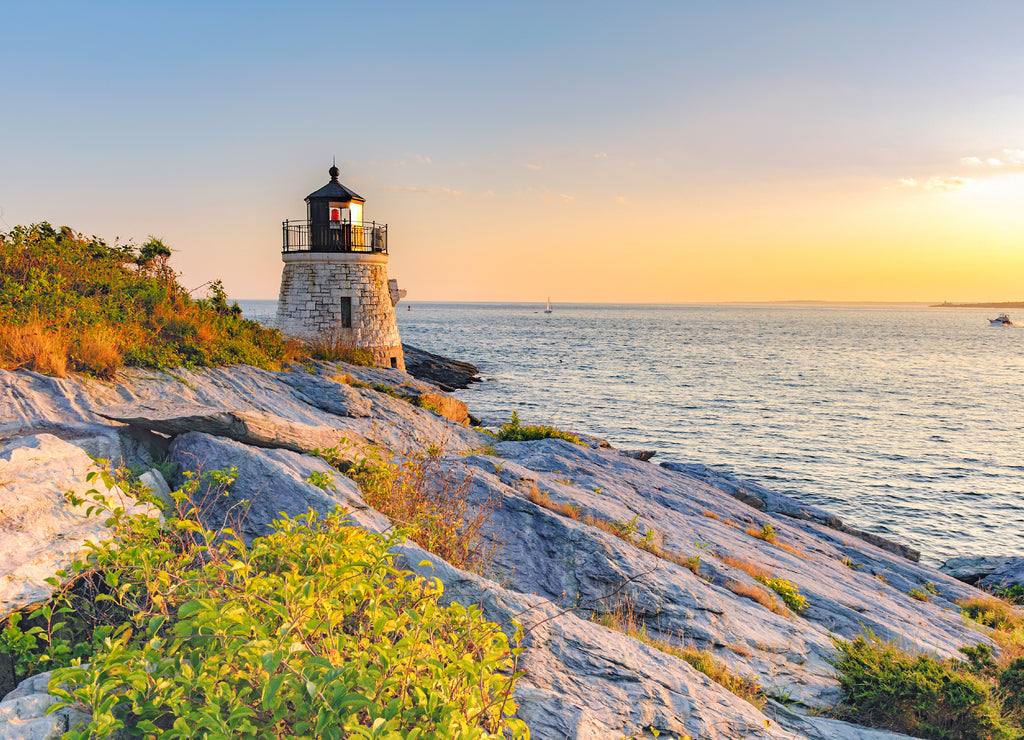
544 297 553 314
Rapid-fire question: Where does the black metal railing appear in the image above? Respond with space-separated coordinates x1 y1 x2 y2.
282 220 388 254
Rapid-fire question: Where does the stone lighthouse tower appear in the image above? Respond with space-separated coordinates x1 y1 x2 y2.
276 164 405 371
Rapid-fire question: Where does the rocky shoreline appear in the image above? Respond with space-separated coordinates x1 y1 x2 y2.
1 348 1022 739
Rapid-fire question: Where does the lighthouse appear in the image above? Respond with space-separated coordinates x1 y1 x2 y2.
276 164 405 371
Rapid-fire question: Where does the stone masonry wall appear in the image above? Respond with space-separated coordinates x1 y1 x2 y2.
276 254 405 371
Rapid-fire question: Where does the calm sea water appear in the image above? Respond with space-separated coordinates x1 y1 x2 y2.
239 300 1024 565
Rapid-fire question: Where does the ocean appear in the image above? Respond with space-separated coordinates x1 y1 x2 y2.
238 299 1024 565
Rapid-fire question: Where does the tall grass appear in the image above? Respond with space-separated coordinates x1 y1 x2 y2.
0 223 299 377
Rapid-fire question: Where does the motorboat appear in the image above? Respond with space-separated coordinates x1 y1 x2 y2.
990 313 1013 326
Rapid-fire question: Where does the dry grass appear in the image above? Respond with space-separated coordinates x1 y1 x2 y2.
712 553 792 616
346 451 501 575
728 580 787 615
74 326 122 378
703 511 719 520
0 320 69 376
960 596 1023 632
744 521 808 558
716 553 771 580
527 485 582 520
776 541 808 559
333 373 370 388
305 326 375 365
591 598 765 708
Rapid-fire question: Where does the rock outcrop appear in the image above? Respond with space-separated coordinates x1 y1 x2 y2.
0 434 149 616
0 356 1020 740
0 671 92 740
941 555 1024 591
402 344 480 391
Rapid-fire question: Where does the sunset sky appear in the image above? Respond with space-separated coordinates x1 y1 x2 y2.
3 1 1023 303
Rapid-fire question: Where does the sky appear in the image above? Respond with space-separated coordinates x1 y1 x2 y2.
2 1 1024 304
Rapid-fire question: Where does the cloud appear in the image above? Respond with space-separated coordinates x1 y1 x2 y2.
525 164 542 170
1003 149 1024 165
383 185 463 196
407 153 432 164
593 152 608 159
960 148 1024 169
898 176 972 191
560 193 574 202
925 176 971 191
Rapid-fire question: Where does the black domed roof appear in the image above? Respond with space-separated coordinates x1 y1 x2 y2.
305 165 365 203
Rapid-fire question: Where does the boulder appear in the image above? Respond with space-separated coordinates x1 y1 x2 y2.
414 392 470 425
0 671 93 740
1 365 490 465
940 555 1018 585
0 434 149 618
401 344 480 391
138 468 173 509
98 406 370 460
168 432 390 543
978 557 1024 591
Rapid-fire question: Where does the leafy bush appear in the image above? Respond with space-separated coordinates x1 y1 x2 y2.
343 449 501 575
995 585 1024 606
1000 658 1024 712
755 576 807 613
829 631 1020 739
33 477 527 739
0 222 298 376
496 411 583 445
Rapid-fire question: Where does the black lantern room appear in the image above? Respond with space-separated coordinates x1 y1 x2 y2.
282 165 387 254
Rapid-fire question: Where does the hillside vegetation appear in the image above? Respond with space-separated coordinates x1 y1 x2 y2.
0 222 296 377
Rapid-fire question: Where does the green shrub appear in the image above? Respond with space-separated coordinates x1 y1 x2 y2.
959 643 997 675
0 222 298 376
909 587 931 602
995 585 1024 606
1000 658 1024 712
755 576 807 613
829 631 1019 740
496 411 583 445
42 478 527 740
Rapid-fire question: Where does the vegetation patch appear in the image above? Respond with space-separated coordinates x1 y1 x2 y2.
591 599 764 709
0 223 298 376
961 596 1023 632
829 631 1022 739
496 411 584 445
755 576 807 613
343 448 501 575
305 327 374 365
0 474 526 739
995 585 1024 606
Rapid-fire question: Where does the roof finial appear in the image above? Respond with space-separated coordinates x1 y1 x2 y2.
329 157 340 182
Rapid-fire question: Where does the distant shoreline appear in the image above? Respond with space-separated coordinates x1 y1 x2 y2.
931 301 1024 308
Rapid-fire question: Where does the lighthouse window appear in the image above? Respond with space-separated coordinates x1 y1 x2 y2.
340 297 352 328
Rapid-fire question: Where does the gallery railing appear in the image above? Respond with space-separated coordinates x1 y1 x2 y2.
282 220 388 254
